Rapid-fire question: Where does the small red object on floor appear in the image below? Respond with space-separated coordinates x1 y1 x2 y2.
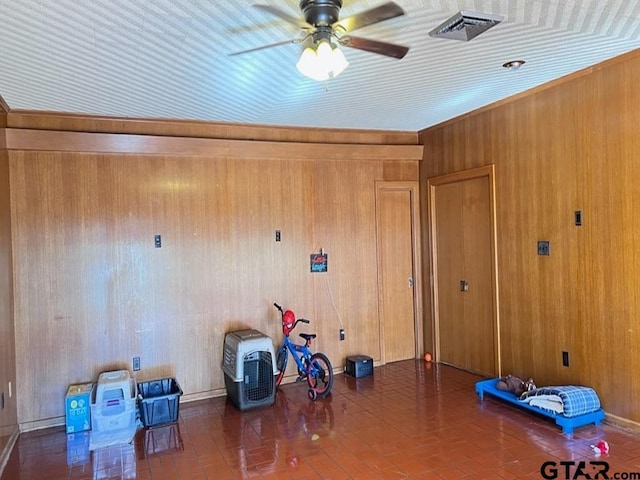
591 440 610 455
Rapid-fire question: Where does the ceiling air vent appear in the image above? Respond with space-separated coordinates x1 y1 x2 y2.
429 11 503 41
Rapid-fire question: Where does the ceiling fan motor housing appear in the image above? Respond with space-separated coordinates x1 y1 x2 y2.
299 0 343 26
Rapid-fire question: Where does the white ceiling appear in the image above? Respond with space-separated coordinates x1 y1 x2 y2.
0 0 638 132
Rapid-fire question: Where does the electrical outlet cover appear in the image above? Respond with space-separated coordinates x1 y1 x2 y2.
537 241 550 256
562 351 569 367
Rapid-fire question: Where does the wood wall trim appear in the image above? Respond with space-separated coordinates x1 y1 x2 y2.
19 417 61 433
427 165 494 187
0 426 19 478
0 95 8 115
0 95 7 129
5 128 423 161
7 111 419 145
0 129 5 150
605 413 640 433
181 389 228 404
420 47 640 134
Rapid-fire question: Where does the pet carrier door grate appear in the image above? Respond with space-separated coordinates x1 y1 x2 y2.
243 350 275 402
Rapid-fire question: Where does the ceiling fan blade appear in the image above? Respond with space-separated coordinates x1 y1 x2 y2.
228 38 304 56
334 2 405 33
340 35 409 59
253 4 314 31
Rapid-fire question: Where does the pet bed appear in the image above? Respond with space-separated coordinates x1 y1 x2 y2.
475 378 605 434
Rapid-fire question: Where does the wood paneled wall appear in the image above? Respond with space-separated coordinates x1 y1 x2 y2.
7 118 420 428
419 49 640 424
0 96 18 465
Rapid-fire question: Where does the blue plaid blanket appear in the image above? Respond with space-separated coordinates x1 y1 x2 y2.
520 386 601 418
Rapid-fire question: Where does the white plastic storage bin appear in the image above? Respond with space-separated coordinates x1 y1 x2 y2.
222 330 278 411
91 370 136 432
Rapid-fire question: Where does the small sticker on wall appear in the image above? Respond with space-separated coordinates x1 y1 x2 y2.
310 254 328 273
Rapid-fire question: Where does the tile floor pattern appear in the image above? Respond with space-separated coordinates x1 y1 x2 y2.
3 361 640 479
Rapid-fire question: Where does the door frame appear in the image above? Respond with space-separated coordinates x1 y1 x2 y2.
375 181 424 364
427 165 501 376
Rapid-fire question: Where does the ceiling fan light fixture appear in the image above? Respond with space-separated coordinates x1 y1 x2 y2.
331 45 349 77
296 46 328 81
316 39 334 71
296 39 349 81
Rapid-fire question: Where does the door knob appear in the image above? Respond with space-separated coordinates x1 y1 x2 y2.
460 280 468 292
408 277 414 288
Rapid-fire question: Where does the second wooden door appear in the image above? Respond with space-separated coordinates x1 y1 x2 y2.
430 169 497 376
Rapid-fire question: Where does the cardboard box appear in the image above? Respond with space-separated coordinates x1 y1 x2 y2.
65 383 93 433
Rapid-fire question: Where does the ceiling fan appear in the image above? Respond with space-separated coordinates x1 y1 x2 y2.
230 1 409 81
